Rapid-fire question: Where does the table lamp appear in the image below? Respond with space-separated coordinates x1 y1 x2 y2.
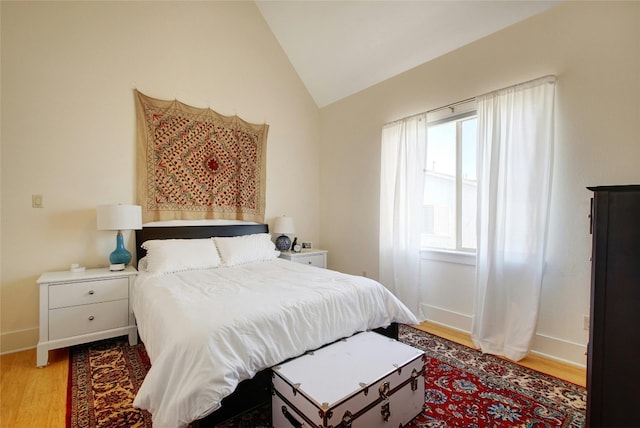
273 215 295 251
97 204 142 270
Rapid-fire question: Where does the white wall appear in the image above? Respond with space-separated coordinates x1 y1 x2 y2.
0 1 320 353
319 2 640 365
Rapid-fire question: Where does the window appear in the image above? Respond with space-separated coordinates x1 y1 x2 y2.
422 104 477 252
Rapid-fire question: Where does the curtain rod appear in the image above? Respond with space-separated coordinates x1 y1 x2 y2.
427 96 476 115
477 75 556 99
386 96 477 126
386 75 556 126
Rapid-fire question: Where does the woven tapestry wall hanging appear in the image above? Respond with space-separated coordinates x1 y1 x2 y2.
135 90 268 223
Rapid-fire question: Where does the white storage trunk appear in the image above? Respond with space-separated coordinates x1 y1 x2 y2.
272 331 425 428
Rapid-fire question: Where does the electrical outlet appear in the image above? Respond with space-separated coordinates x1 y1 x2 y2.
583 315 590 330
32 194 43 208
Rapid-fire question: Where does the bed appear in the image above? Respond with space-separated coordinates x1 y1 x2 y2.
131 223 418 428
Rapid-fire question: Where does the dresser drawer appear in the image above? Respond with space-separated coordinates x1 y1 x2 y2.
49 277 128 309
293 253 326 268
49 299 129 340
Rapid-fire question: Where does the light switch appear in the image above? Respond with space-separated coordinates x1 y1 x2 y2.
32 194 43 208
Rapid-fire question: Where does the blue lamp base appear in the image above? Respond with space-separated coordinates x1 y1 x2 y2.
275 234 291 251
109 231 131 269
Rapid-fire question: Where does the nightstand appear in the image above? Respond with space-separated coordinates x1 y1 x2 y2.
279 249 328 269
36 266 137 367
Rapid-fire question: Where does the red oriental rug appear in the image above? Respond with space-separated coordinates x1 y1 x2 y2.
398 325 585 428
67 338 152 428
67 325 586 427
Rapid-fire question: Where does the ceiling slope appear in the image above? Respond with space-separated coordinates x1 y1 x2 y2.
256 1 561 107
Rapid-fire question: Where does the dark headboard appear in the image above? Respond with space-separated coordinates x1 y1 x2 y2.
135 223 269 261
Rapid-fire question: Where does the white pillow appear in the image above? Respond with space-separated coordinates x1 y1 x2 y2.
141 239 222 273
213 233 280 266
137 256 149 271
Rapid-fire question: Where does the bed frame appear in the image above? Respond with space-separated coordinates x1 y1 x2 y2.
134 223 398 426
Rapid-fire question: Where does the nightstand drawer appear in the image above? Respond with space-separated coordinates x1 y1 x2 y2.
49 277 129 309
293 254 326 268
49 299 128 340
279 249 328 268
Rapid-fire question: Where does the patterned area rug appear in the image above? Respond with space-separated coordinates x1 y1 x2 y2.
67 338 152 427
68 325 586 427
398 325 585 428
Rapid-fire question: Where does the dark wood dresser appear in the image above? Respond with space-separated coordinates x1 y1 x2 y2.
587 185 640 427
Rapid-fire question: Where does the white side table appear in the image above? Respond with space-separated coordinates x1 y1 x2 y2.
279 249 328 269
36 266 137 367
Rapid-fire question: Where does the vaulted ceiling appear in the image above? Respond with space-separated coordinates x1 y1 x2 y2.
256 1 561 107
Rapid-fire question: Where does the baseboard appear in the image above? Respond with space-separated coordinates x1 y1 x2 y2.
531 333 587 368
420 303 587 368
0 327 38 355
420 304 473 332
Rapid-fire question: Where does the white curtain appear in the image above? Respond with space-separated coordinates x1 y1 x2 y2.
472 75 556 361
379 114 427 317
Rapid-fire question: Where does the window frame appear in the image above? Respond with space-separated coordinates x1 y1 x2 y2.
423 100 477 254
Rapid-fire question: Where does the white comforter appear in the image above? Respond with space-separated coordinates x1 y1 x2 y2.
132 258 417 428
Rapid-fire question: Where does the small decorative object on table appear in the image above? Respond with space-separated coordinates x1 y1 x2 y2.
291 238 301 252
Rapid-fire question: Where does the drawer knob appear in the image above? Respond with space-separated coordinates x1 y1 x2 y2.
88 316 95 321
88 290 95 295
308 261 312 264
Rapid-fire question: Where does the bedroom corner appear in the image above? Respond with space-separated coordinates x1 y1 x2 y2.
0 0 321 355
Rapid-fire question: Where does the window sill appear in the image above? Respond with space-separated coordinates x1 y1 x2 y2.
420 248 476 266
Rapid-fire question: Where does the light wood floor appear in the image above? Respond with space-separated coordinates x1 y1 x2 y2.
415 321 586 387
0 323 585 427
1 347 69 427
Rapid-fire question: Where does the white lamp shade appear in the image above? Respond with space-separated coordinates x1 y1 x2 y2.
273 216 295 234
97 204 142 231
